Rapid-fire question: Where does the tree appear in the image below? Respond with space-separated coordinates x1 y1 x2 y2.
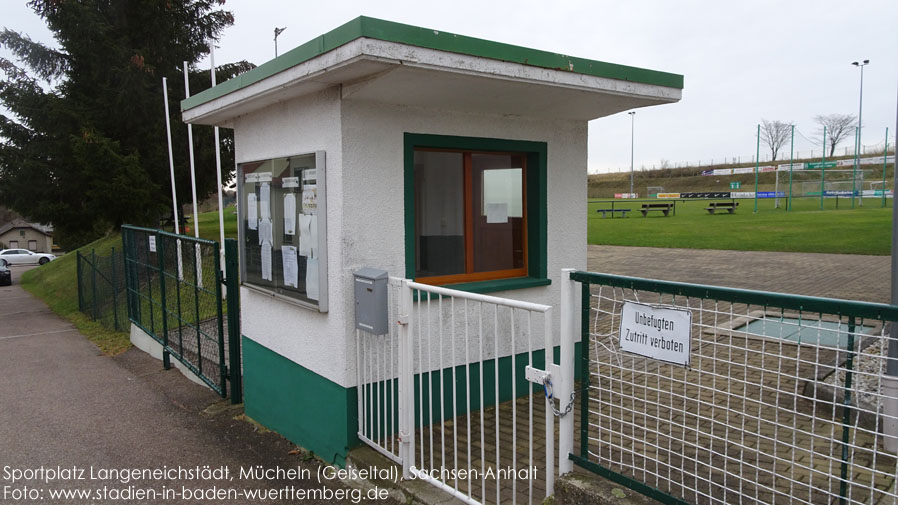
760 119 792 162
814 113 856 158
0 0 253 249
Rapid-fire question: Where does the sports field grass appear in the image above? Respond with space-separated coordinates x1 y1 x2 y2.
588 196 893 255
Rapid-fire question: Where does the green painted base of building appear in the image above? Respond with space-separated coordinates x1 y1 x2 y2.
242 336 358 465
243 335 581 465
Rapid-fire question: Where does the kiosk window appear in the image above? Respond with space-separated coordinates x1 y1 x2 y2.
238 152 327 311
414 149 527 285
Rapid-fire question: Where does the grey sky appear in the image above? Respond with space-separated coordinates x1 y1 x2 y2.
3 0 897 173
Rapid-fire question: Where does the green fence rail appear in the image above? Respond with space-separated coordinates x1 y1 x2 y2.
122 225 241 402
77 247 128 332
569 270 898 505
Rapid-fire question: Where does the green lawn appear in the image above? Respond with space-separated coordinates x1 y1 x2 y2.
588 196 893 255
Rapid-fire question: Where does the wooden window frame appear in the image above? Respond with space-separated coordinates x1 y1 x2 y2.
405 134 548 292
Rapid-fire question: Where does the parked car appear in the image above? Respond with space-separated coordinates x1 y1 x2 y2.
0 249 56 266
0 264 10 286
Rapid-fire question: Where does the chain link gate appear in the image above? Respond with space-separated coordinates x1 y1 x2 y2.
122 225 242 403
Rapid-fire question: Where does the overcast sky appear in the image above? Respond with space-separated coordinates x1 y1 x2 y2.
4 0 897 173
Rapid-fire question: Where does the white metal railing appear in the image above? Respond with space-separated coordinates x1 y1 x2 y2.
356 276 576 505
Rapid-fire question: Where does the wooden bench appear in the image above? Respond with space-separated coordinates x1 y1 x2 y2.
640 203 674 217
705 201 739 214
595 208 631 218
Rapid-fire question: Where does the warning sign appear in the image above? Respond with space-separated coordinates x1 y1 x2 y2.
619 302 692 366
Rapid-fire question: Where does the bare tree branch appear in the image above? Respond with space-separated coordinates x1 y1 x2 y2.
761 119 792 162
814 113 857 157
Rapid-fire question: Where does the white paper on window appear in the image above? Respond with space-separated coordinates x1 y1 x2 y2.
306 257 319 300
259 183 271 220
309 215 318 258
298 214 313 257
283 193 296 235
486 203 508 224
247 193 258 230
260 242 272 281
258 219 273 246
282 245 298 288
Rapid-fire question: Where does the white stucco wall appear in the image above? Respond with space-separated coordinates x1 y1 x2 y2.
338 99 587 386
235 86 587 389
235 87 349 387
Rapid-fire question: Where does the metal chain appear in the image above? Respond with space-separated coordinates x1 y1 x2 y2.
542 377 576 418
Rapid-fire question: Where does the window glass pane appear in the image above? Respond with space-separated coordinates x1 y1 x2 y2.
240 153 320 304
414 151 464 278
472 154 525 273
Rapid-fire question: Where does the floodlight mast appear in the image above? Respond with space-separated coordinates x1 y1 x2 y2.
851 59 869 208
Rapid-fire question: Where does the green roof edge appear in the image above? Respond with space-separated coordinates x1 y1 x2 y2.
182 16 684 112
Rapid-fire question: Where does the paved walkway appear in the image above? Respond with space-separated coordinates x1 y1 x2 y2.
0 266 391 505
588 245 890 303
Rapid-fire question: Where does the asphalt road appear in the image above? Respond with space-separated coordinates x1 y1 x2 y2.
0 264 396 504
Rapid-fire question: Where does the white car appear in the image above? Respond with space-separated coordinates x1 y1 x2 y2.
0 249 56 266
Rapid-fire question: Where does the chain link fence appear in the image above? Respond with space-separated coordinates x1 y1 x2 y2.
77 247 128 332
570 271 898 505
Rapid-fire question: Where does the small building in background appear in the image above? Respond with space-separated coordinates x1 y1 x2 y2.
0 219 54 252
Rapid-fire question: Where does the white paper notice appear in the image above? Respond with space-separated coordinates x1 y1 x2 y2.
258 219 272 246
260 243 272 281
148 236 156 253
283 193 296 235
298 214 313 257
619 302 692 366
306 257 319 300
247 194 258 230
259 183 271 220
309 215 318 258
486 203 508 224
282 245 298 288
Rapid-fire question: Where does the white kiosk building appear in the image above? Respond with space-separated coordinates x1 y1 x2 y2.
181 16 682 464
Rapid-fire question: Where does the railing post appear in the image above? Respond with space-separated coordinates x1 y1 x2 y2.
77 252 84 313
214 241 227 399
90 249 99 321
559 268 577 476
110 246 119 331
397 279 413 478
158 234 171 370
225 238 242 404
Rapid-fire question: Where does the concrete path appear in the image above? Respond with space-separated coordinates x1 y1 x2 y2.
0 265 392 504
588 245 890 303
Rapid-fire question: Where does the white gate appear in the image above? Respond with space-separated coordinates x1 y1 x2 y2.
356 275 579 505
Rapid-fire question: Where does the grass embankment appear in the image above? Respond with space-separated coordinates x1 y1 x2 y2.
589 154 895 198
589 197 892 255
20 206 239 355
21 233 130 354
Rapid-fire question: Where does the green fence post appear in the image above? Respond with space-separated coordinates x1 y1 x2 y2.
214 241 227 399
110 246 119 331
77 252 84 313
91 249 98 321
839 316 857 505
882 127 889 208
225 238 242 404
158 234 171 370
821 126 827 210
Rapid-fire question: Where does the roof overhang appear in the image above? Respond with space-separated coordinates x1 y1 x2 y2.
182 17 683 126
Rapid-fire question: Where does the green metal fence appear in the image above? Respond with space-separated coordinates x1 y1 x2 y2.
77 247 128 332
122 225 241 402
569 270 898 505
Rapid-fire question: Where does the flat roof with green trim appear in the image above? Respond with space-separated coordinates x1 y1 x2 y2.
182 16 684 112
